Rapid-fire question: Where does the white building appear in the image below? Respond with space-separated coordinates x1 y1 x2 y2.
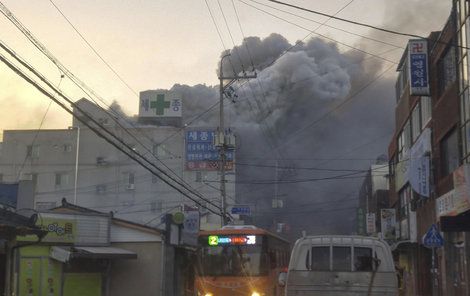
0 95 236 229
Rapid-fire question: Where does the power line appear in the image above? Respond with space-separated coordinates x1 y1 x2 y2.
266 0 470 50
248 0 402 50
237 0 398 65
204 0 228 49
48 0 139 96
207 162 389 185
217 0 247 72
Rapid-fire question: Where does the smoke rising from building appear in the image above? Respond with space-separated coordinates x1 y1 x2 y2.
167 0 452 238
163 33 393 239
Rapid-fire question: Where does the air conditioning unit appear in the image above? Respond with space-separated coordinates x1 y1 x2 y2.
126 184 135 190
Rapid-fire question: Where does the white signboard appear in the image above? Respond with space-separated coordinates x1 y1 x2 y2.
50 246 71 263
139 91 182 117
381 209 396 240
366 213 376 234
181 210 200 246
408 128 431 197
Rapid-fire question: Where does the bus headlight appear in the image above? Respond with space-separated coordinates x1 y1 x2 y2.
251 292 261 296
204 294 213 296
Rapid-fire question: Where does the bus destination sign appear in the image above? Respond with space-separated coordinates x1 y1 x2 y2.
208 235 256 246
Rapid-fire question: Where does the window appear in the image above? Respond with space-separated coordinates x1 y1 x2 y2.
128 172 135 185
96 184 107 195
333 246 351 271
354 247 373 271
441 129 459 176
438 46 456 96
411 104 421 142
31 173 38 190
63 144 72 152
310 246 330 270
54 172 69 187
153 144 167 157
395 61 408 101
399 186 411 219
195 171 202 182
96 157 108 165
26 145 40 158
151 200 163 213
125 172 135 190
420 96 432 128
398 120 411 161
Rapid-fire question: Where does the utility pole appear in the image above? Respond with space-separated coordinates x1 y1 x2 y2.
217 53 256 226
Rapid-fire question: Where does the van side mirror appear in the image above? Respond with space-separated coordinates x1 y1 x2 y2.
278 272 287 287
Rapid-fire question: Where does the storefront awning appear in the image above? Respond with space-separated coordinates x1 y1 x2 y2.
73 246 137 259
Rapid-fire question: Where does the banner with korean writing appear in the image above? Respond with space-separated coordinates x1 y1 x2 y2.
366 213 376 234
185 130 234 171
408 128 431 197
408 39 430 96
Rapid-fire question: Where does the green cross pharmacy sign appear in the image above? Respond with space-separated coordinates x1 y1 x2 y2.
140 91 182 117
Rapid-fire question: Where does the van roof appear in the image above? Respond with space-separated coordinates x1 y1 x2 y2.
295 235 389 248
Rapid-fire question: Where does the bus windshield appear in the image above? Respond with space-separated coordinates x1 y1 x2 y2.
199 245 267 276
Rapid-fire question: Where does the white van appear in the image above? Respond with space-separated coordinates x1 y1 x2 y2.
279 235 398 296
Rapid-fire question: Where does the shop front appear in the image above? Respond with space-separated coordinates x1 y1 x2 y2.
436 164 470 295
14 212 137 296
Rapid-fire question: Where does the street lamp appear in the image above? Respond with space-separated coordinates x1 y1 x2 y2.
68 126 80 205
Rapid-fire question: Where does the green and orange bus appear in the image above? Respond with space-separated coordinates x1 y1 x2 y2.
195 225 290 296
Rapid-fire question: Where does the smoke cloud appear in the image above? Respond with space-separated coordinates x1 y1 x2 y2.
167 0 452 239
165 32 392 239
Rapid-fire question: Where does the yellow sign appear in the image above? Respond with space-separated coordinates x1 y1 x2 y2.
19 217 76 243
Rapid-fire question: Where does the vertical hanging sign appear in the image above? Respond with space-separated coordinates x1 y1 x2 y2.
408 39 430 96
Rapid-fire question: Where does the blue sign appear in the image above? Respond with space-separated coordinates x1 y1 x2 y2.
231 205 251 215
408 39 430 96
423 224 444 248
0 183 18 208
185 130 235 168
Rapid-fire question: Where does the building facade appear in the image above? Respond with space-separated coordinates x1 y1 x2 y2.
357 162 389 236
388 3 470 295
0 96 236 229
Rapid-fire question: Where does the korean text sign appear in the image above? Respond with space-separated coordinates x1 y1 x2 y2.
408 39 430 96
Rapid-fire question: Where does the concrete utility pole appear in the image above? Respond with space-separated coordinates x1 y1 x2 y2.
218 53 256 226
